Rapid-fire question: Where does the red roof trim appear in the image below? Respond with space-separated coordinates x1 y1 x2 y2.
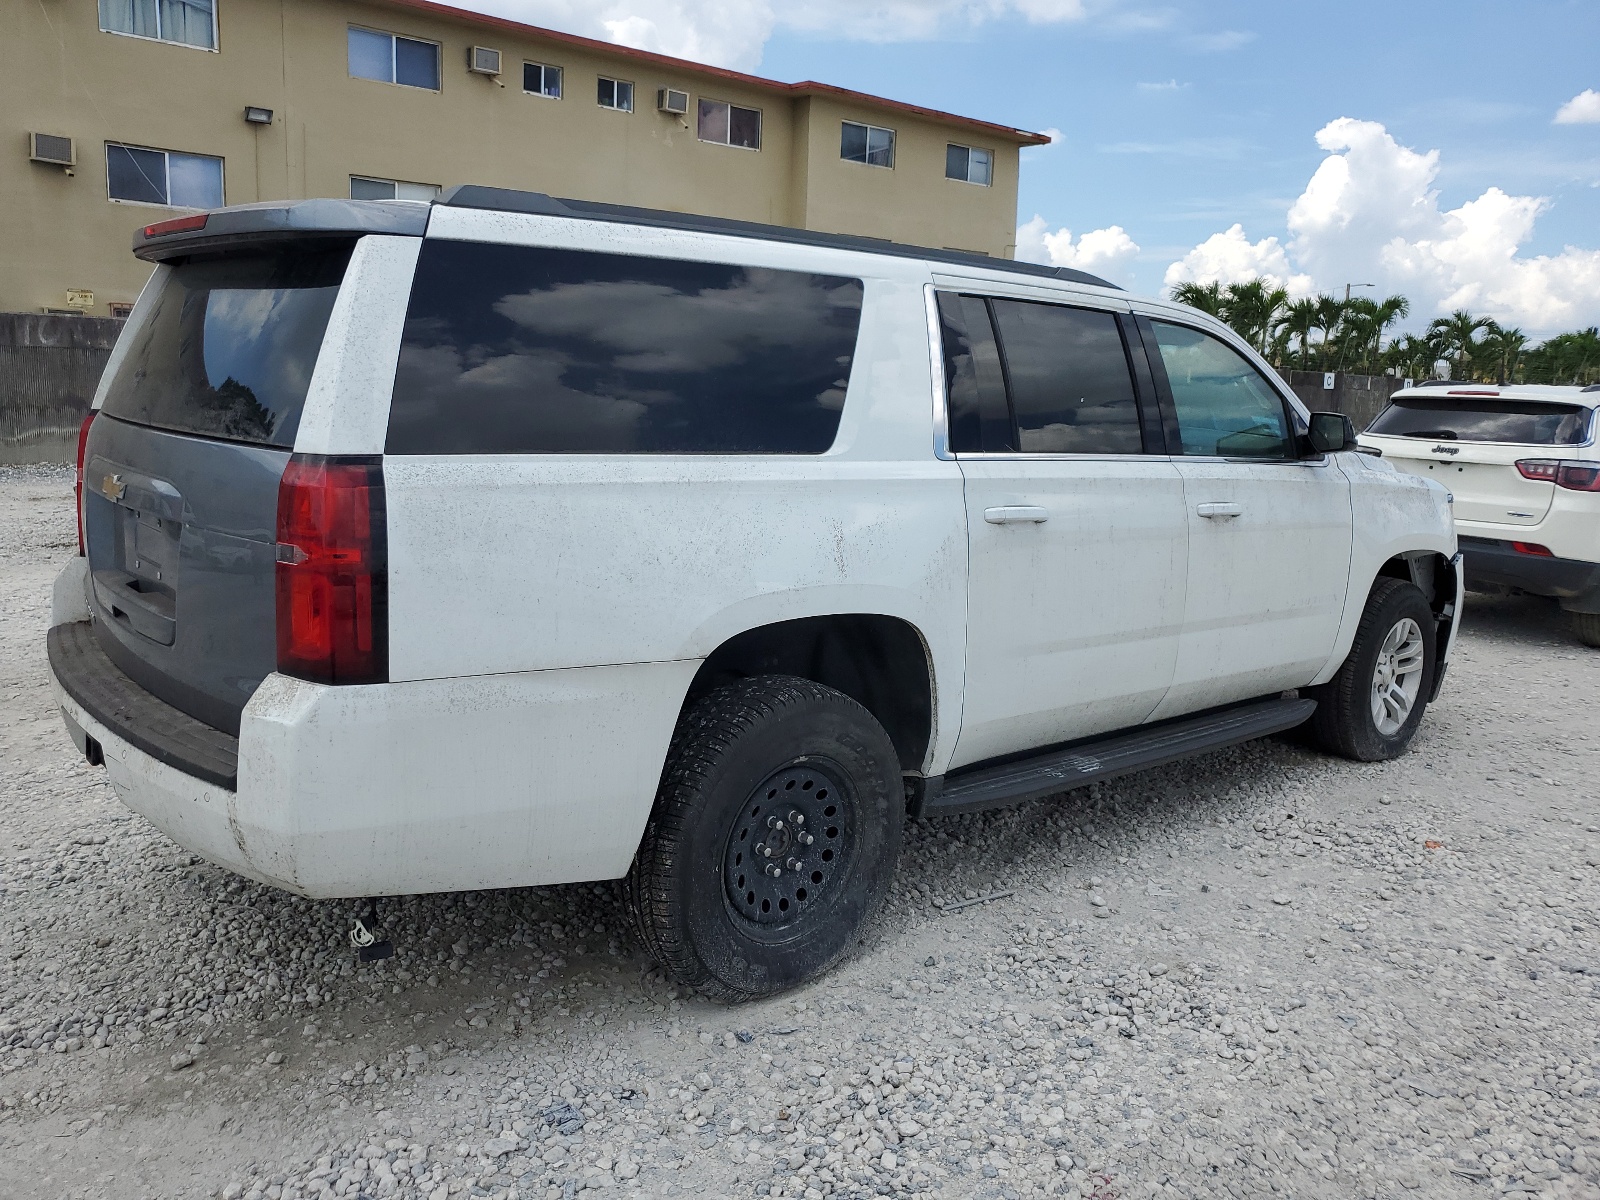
369 0 1052 145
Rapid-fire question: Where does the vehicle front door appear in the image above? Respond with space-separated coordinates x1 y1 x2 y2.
1136 316 1353 718
941 290 1188 770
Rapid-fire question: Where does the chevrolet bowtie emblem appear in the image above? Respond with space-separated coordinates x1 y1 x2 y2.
101 473 126 502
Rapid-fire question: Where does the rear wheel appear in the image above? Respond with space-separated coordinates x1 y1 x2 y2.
626 676 902 1001
1305 578 1436 761
1569 611 1600 649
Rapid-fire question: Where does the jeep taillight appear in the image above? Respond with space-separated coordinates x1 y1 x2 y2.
74 412 95 556
275 455 387 685
1515 459 1600 491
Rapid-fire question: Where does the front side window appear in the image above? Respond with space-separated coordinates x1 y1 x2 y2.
387 241 864 455
1149 321 1293 459
945 143 993 186
350 176 440 201
597 77 633 111
841 121 895 168
348 27 440 90
524 61 562 98
990 300 1143 454
698 99 761 150
107 143 223 208
99 0 216 50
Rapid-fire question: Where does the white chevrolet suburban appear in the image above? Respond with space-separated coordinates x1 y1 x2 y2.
49 188 1462 999
1359 382 1600 647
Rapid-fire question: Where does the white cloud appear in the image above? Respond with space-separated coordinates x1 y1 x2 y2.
467 0 1099 70
1186 30 1254 52
1137 79 1186 92
1161 224 1313 295
1017 216 1140 285
1163 118 1600 335
1555 89 1600 125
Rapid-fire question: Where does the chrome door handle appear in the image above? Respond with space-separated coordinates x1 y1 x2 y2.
1196 502 1243 519
984 506 1050 525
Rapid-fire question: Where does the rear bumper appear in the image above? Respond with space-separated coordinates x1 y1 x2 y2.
1459 537 1600 613
48 616 697 898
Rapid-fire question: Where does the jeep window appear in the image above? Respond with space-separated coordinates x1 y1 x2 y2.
1367 397 1591 445
990 300 1143 454
1149 321 1293 459
387 241 864 454
937 293 1014 453
99 243 351 447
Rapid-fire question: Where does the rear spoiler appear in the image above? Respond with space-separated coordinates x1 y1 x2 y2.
132 199 430 262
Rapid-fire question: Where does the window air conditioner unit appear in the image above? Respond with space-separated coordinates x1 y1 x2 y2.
657 88 689 115
467 46 502 75
29 132 76 167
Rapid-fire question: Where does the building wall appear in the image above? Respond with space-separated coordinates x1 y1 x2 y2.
2 0 1033 317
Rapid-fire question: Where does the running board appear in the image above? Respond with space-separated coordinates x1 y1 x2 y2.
921 696 1316 817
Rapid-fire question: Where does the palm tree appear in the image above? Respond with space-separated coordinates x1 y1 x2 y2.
1170 281 1225 317
1221 280 1288 356
1425 310 1491 379
1475 323 1528 385
1313 295 1347 370
1279 299 1320 369
1384 333 1439 382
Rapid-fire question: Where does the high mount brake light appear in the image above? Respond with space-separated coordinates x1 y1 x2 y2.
275 456 387 685
142 214 208 238
74 412 95 556
1515 458 1600 491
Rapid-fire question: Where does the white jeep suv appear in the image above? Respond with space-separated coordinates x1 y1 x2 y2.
1359 382 1600 646
49 189 1461 998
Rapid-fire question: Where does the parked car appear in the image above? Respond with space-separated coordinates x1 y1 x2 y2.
49 188 1462 999
1359 382 1600 646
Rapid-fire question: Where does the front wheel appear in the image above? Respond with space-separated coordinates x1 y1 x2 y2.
1305 578 1437 761
625 675 903 1001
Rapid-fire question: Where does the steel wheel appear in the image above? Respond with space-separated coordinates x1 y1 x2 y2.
723 760 852 936
1370 616 1425 736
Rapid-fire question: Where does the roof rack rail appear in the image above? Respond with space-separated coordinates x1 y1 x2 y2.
435 185 1120 290
1409 380 1470 388
1584 383 1600 392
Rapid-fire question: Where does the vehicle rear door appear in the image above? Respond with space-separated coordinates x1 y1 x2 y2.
940 289 1188 770
1135 315 1353 717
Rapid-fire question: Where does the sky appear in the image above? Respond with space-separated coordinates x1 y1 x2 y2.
457 0 1600 337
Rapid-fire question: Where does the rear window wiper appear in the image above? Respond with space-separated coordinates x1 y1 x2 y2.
1400 429 1458 439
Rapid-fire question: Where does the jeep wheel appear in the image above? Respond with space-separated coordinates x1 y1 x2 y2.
1305 577 1437 761
1569 611 1600 649
626 676 902 1001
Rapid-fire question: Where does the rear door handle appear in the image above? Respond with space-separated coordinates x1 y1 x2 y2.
984 506 1049 525
1196 502 1243 519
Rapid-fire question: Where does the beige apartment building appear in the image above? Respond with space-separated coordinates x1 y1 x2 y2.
3 0 1048 318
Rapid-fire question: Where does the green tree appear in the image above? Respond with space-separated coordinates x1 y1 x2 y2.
1170 281 1225 317
1220 280 1289 356
1279 298 1320 369
1425 310 1492 379
1475 322 1529 385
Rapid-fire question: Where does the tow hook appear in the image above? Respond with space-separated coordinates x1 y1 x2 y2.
349 897 394 962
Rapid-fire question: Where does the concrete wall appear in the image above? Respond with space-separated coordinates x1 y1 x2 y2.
2 0 1036 317
0 315 122 465
1283 370 1404 432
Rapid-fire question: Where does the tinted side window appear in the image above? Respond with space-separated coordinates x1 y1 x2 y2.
387 241 864 454
936 292 1013 453
990 299 1142 454
1150 321 1293 459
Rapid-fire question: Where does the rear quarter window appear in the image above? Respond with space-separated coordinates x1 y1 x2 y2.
100 244 351 448
386 241 865 454
1367 397 1592 445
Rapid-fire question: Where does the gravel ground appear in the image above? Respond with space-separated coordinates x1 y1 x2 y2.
1 464 1598 1200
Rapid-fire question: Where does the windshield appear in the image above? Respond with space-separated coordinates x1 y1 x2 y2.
100 243 352 447
1367 396 1591 445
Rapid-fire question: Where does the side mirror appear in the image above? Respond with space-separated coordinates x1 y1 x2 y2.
1307 411 1356 454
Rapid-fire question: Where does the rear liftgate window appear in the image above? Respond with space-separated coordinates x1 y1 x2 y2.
1367 397 1592 446
386 241 865 454
99 244 351 447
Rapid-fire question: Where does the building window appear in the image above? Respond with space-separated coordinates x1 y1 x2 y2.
698 99 761 150
841 121 895 168
523 61 562 98
106 143 223 208
348 27 440 90
597 77 633 111
946 143 993 186
350 176 441 201
98 0 216 50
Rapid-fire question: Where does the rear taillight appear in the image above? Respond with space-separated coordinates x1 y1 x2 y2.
1511 542 1553 557
1515 458 1600 491
275 455 387 685
74 411 95 556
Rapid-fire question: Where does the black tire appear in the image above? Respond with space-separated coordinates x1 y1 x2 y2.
1305 577 1437 762
1569 611 1600 649
625 675 903 1001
